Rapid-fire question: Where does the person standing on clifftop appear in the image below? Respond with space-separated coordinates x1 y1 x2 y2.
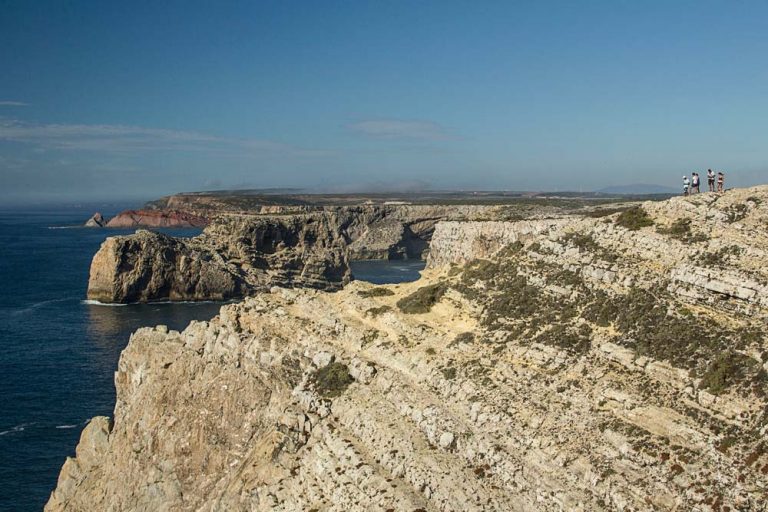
707 169 716 192
691 172 700 194
717 171 725 192
682 175 690 196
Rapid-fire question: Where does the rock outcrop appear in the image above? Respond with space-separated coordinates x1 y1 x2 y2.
87 214 351 303
84 210 209 228
105 209 209 228
85 204 545 303
52 187 768 510
84 212 106 227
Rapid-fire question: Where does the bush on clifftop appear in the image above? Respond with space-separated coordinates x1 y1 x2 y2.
614 206 654 231
396 282 448 314
311 362 354 398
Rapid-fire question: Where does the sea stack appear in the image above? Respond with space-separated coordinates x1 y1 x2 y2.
84 212 106 228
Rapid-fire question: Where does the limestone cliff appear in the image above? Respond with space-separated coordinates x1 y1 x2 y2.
53 187 768 510
87 214 351 303
105 209 209 228
86 203 543 303
84 210 209 228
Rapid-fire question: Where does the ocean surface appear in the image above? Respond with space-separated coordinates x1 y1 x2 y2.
0 206 424 511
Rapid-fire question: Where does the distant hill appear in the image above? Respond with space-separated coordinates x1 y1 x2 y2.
596 184 678 195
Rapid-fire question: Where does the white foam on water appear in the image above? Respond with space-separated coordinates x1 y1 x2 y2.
12 298 73 315
82 299 230 306
0 423 33 436
81 300 128 307
55 424 78 429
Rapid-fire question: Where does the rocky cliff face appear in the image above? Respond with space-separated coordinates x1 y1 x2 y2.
52 187 768 510
83 209 210 228
87 214 351 303
84 212 106 227
86 204 537 303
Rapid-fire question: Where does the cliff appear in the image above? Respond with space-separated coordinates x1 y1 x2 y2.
104 209 209 228
83 209 210 228
87 214 351 303
52 187 768 510
86 203 553 303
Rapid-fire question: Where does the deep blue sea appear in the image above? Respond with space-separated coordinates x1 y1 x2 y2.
0 206 424 511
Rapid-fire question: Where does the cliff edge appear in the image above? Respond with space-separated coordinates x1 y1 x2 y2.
53 187 768 510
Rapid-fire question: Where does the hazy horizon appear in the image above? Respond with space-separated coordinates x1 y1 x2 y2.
2 1 767 203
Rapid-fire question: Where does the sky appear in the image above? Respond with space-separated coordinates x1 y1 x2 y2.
1 0 767 203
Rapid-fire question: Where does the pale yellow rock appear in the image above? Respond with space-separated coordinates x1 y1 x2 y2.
48 187 768 511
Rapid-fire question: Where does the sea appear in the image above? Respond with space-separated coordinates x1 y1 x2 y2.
0 206 425 511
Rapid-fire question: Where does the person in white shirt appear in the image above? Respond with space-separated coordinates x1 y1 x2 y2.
682 175 690 196
707 169 715 192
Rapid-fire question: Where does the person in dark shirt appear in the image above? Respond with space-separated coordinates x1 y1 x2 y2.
707 169 715 192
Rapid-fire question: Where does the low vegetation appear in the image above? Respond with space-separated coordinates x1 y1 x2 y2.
656 218 709 243
582 206 630 218
699 351 767 396
724 204 749 223
583 286 766 396
358 287 395 298
614 206 654 230
365 305 392 317
311 362 354 398
560 232 619 262
396 282 448 314
452 245 766 395
697 245 743 267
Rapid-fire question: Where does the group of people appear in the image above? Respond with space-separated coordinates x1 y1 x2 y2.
683 169 724 195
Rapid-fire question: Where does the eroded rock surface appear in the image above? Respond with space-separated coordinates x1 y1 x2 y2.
87 214 351 303
105 209 209 228
53 187 768 510
84 212 106 227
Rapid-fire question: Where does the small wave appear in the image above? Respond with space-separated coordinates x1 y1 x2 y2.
81 300 128 307
46 225 84 230
151 300 234 305
83 299 230 306
55 424 79 429
11 298 73 315
0 423 34 436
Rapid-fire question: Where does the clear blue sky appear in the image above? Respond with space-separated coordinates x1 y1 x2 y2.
1 0 767 202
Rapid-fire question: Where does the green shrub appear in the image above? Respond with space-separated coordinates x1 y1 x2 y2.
583 206 631 218
358 287 395 298
311 362 354 398
365 305 392 316
697 245 743 267
657 218 709 243
396 282 448 314
560 232 619 262
699 351 764 396
441 366 457 380
724 204 748 223
615 206 654 230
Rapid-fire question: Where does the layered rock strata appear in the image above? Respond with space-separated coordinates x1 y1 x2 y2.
52 187 768 510
86 204 543 303
84 209 210 228
87 214 350 303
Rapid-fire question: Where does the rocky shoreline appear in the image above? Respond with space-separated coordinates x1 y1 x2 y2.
84 203 569 303
49 186 768 510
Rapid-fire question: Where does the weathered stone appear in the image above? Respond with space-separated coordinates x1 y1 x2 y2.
49 186 768 511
